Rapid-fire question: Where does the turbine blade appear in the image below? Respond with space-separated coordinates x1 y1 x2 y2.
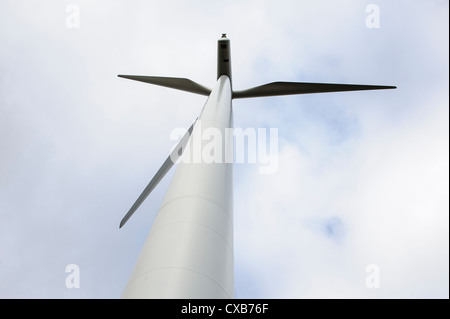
119 119 197 228
118 75 211 96
233 82 396 99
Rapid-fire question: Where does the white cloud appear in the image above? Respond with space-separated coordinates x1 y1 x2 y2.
234 86 449 298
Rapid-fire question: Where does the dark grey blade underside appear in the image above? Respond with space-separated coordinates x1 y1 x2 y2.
119 119 197 228
118 75 212 96
233 82 397 99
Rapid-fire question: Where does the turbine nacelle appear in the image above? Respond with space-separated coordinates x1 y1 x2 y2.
217 35 231 81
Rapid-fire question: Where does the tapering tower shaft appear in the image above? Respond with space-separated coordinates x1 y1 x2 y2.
122 75 234 298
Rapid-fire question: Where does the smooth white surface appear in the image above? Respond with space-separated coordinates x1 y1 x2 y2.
122 76 233 298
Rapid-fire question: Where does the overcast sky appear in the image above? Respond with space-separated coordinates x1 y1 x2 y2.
0 0 448 298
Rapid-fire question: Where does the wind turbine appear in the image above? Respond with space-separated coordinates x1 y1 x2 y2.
118 34 396 298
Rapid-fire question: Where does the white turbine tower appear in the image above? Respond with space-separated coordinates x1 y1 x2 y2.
118 34 395 298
